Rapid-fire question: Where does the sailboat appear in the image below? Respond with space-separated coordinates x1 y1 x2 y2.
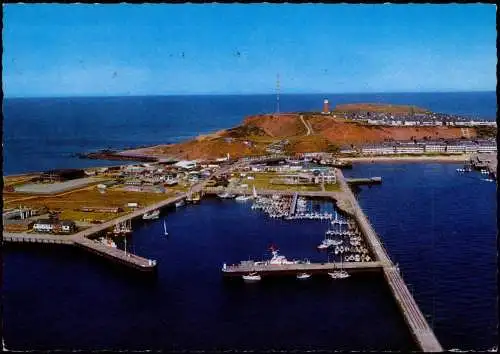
253 185 258 198
163 220 168 236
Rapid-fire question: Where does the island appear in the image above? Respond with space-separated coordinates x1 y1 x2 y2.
100 103 496 161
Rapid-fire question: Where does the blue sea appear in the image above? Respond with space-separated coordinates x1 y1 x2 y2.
2 91 497 175
2 92 497 350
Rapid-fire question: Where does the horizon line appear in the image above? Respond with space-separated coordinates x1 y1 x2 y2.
4 90 496 99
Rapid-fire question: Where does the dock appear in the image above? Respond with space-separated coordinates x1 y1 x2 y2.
336 169 442 352
346 176 382 185
223 261 383 276
73 236 157 270
3 232 75 245
289 192 299 216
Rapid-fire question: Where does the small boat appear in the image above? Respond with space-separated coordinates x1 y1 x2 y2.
296 272 311 280
142 209 160 220
235 195 252 202
217 192 236 199
163 220 168 236
242 272 261 282
328 270 350 279
175 199 186 208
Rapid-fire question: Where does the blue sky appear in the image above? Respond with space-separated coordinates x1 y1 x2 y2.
3 4 497 97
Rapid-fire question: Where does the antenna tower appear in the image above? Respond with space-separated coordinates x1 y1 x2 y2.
276 73 280 114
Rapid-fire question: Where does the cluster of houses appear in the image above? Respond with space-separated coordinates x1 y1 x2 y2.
3 211 77 234
345 110 496 127
32 219 77 234
97 159 229 193
340 139 497 155
237 158 337 186
266 140 290 154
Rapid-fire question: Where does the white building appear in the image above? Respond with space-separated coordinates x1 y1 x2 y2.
340 148 357 154
174 160 198 170
361 146 395 155
33 219 55 233
395 146 425 154
446 145 468 153
424 144 447 153
477 144 497 153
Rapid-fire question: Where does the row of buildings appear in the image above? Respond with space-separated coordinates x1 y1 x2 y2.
340 140 497 155
238 160 337 186
343 110 496 127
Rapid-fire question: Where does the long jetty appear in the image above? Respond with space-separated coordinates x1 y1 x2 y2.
346 176 382 185
336 169 442 352
289 192 299 216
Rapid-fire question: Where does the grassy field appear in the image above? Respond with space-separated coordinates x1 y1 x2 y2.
324 183 341 192
3 174 39 188
240 172 322 192
4 188 176 223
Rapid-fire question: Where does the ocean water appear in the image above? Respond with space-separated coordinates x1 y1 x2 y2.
3 199 416 351
344 163 497 350
2 92 496 174
3 165 497 350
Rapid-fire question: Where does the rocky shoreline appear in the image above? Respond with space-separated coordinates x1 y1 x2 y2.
77 149 158 162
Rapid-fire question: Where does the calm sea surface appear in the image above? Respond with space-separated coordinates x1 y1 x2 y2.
2 93 497 350
2 92 496 174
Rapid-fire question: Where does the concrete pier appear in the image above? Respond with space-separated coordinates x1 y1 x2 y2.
3 232 75 245
336 169 442 352
289 192 299 216
222 261 382 276
346 177 382 185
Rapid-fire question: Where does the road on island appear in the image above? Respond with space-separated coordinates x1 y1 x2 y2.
300 115 313 136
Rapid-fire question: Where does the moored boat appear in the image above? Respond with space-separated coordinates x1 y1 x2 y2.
175 199 186 208
328 270 350 279
217 192 236 199
296 272 311 280
242 272 261 282
235 195 252 202
142 209 160 220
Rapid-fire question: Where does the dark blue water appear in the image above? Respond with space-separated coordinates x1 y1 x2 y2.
3 199 416 351
3 92 496 174
3 165 497 350
344 163 497 350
